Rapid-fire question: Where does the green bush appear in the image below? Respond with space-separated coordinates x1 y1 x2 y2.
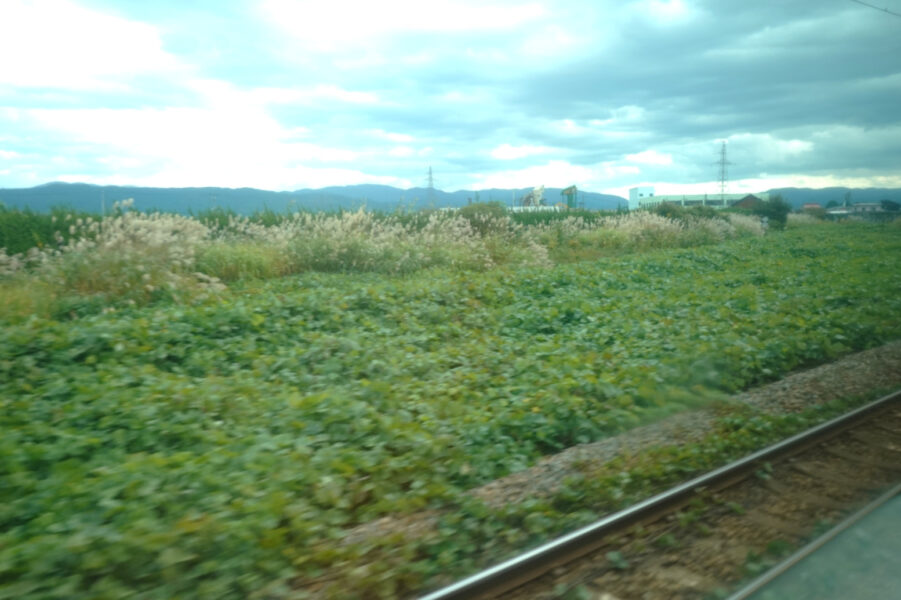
0 205 88 255
751 195 793 230
649 203 724 222
510 209 604 227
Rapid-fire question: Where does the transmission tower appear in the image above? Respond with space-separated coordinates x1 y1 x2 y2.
716 141 732 202
426 166 436 203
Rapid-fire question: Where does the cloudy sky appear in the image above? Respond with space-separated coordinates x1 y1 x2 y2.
1 0 899 197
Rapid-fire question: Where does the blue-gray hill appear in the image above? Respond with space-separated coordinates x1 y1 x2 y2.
0 182 627 214
3 182 898 214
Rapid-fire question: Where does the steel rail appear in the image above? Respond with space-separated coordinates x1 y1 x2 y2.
418 388 901 600
725 480 901 600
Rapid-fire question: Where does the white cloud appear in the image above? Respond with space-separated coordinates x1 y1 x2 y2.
388 146 415 157
0 0 182 89
471 159 637 190
604 171 901 201
20 77 380 189
0 150 21 159
517 23 593 61
727 133 813 160
733 173 901 192
28 103 359 164
625 149 673 165
633 0 698 25
551 109 647 140
252 85 380 106
368 130 415 143
490 143 553 160
96 155 147 170
260 0 546 50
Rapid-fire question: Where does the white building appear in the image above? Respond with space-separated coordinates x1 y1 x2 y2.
629 187 770 210
628 187 655 210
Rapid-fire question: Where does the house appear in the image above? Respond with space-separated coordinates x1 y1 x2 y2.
731 195 766 210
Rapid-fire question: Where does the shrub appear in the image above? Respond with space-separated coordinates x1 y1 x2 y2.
0 205 87 255
457 202 509 236
751 195 793 230
650 203 723 223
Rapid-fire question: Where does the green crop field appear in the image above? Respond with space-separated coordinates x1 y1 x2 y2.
2 209 900 598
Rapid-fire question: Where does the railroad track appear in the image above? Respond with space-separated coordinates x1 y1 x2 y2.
419 389 901 600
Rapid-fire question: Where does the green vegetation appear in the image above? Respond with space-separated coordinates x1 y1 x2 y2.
0 204 91 255
749 195 793 230
1 209 900 598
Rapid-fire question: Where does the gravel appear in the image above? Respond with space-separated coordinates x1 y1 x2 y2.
472 340 901 508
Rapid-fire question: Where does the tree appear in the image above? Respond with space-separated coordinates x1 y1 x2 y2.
751 195 792 230
881 199 900 212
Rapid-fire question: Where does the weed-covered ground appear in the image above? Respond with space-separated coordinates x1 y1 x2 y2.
2 222 900 598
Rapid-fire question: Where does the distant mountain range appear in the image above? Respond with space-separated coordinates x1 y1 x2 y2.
1 182 899 214
0 182 627 214
767 187 901 208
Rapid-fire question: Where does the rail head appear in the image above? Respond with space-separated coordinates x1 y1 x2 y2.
418 388 901 600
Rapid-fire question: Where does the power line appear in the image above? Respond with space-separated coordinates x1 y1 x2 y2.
848 0 901 18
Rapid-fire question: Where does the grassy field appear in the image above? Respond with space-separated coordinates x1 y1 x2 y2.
2 208 900 598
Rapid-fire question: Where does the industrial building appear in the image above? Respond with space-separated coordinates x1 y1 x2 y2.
629 187 770 210
628 186 656 210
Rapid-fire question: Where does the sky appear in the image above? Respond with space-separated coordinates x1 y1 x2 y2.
1 0 900 198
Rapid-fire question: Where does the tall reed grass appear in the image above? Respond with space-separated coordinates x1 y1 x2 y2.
534 210 763 261
1 203 765 320
197 208 551 279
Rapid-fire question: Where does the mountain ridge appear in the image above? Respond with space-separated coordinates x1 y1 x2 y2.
2 182 899 214
0 182 627 213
